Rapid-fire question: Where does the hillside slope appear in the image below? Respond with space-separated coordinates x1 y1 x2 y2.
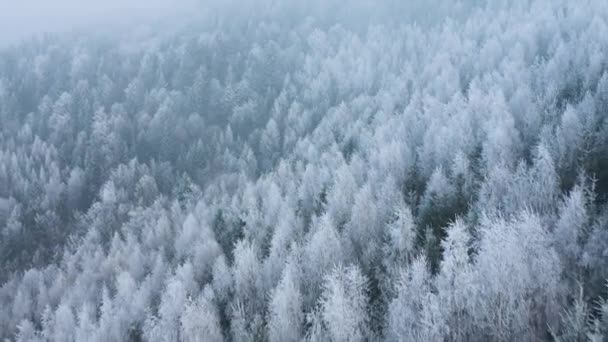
1 1 608 340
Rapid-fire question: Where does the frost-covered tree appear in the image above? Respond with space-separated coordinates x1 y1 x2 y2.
268 261 303 342
326 163 357 227
313 264 370 342
554 181 591 279
346 183 380 271
436 219 474 342
388 256 445 341
473 213 562 340
302 214 345 306
180 287 224 342
382 204 416 274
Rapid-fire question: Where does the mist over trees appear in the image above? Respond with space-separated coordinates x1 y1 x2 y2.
1 0 608 341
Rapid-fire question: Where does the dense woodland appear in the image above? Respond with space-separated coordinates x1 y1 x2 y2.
1 0 608 341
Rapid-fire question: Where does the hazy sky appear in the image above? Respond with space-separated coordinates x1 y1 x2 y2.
0 0 483 47
0 0 201 46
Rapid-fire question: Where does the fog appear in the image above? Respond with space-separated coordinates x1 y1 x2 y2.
0 0 486 47
0 0 201 46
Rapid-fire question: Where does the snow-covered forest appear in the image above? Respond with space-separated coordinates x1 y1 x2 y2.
1 0 608 340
